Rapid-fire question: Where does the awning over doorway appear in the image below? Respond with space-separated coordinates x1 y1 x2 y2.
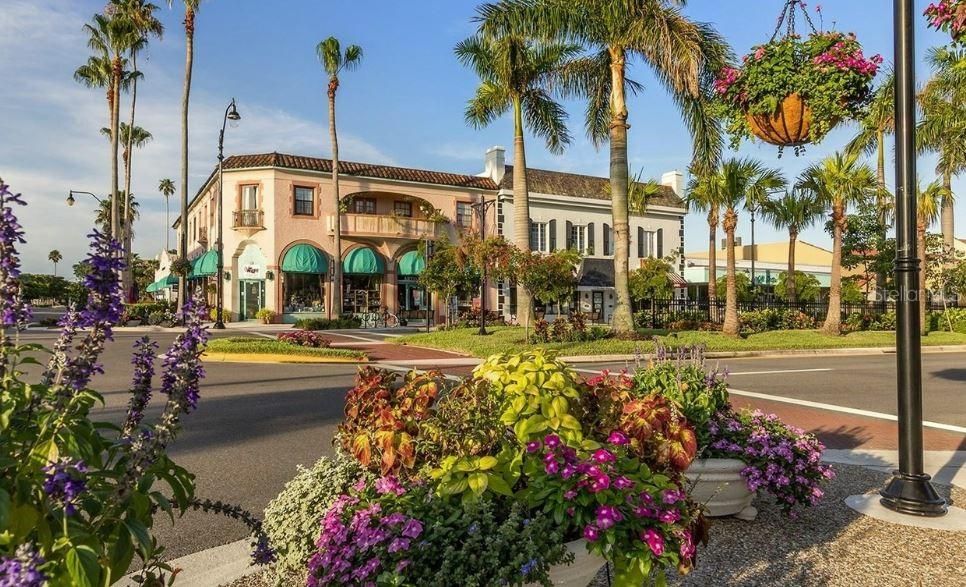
146 274 178 292
396 250 425 275
343 247 384 275
281 244 328 274
191 250 218 277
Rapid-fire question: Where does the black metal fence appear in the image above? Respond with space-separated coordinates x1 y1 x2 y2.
633 298 949 329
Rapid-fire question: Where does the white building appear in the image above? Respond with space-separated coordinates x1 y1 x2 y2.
479 147 687 322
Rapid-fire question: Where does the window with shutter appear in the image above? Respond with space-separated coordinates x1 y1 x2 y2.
565 221 573 249
637 227 645 257
603 223 611 256
549 219 557 251
587 223 595 255
657 228 664 258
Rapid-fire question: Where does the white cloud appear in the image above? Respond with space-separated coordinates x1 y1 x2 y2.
1 0 394 275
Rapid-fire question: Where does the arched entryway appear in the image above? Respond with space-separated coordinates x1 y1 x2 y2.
279 242 329 323
342 245 386 315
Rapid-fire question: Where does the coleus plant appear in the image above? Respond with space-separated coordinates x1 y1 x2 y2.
338 367 442 476
713 31 882 151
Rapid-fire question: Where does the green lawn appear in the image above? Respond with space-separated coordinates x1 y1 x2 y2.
206 337 366 360
394 326 966 358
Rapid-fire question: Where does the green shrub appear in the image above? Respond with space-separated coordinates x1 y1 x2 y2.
934 308 966 333
294 316 363 330
262 453 365 584
739 309 781 333
255 308 277 324
123 301 175 322
205 338 365 359
778 310 817 330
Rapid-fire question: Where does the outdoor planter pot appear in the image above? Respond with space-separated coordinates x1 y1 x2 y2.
527 539 607 587
685 458 757 520
746 93 815 147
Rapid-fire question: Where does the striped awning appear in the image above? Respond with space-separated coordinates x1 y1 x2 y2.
191 250 219 277
668 272 688 287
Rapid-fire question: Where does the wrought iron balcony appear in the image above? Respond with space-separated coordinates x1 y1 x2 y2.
233 209 264 230
328 213 440 239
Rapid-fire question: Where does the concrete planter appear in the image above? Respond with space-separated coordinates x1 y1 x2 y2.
528 539 607 587
686 458 757 520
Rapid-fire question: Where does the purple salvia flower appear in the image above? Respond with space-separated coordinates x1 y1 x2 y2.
0 543 46 587
122 336 158 436
40 304 80 386
42 458 88 516
0 180 31 332
159 294 209 413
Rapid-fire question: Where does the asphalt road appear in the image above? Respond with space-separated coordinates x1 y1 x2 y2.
12 329 966 561
582 352 966 428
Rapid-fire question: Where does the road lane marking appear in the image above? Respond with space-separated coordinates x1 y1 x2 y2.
327 332 384 343
727 387 966 435
729 368 833 376
571 367 965 434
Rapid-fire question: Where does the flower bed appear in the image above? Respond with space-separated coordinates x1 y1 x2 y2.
278 330 332 348
206 338 364 360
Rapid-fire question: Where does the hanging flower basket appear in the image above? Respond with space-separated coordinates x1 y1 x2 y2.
925 0 966 44
712 0 881 154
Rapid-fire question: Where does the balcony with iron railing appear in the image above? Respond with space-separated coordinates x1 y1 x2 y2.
328 213 441 239
233 209 265 232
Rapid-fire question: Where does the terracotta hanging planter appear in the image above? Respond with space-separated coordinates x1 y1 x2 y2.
745 93 814 147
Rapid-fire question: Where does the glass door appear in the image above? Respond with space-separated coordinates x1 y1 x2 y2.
240 280 265 321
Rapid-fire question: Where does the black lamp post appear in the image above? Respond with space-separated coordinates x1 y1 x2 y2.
67 190 104 207
215 98 241 330
470 195 498 335
878 0 946 517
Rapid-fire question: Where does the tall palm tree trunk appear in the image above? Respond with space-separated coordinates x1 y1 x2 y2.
122 52 139 301
918 222 929 335
511 97 532 331
178 7 195 314
110 57 122 240
787 229 798 305
328 80 343 320
823 204 845 335
722 209 739 336
707 209 718 319
940 170 954 250
608 46 633 334
875 131 887 300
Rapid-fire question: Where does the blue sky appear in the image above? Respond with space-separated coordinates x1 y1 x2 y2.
1 0 959 274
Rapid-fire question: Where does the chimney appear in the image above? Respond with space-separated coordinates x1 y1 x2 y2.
482 146 506 184
661 170 684 198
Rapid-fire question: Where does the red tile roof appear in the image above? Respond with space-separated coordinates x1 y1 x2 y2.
225 152 497 190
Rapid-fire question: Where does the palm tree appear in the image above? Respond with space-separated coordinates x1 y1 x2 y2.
83 11 136 240
456 33 577 327
95 192 140 234
167 0 202 313
685 171 723 309
317 37 363 320
846 71 895 218
628 168 663 216
918 46 966 250
917 180 952 334
159 178 175 251
713 159 785 336
48 250 63 276
478 0 730 335
759 190 825 304
798 152 877 335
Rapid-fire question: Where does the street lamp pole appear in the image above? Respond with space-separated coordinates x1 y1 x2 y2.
215 99 241 330
878 0 946 517
471 195 497 336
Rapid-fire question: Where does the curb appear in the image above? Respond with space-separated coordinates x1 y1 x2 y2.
557 345 966 364
202 352 367 364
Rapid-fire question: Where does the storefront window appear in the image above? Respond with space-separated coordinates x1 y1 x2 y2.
343 275 382 314
283 273 325 314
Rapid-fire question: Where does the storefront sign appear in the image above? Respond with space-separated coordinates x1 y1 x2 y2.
237 244 268 280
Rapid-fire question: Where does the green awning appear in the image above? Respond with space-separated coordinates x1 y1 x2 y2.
191 250 218 277
343 247 384 275
397 250 425 275
146 274 178 292
281 244 328 274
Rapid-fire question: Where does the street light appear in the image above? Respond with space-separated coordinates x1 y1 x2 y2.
470 195 498 335
67 190 103 207
878 0 946 516
215 98 241 330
